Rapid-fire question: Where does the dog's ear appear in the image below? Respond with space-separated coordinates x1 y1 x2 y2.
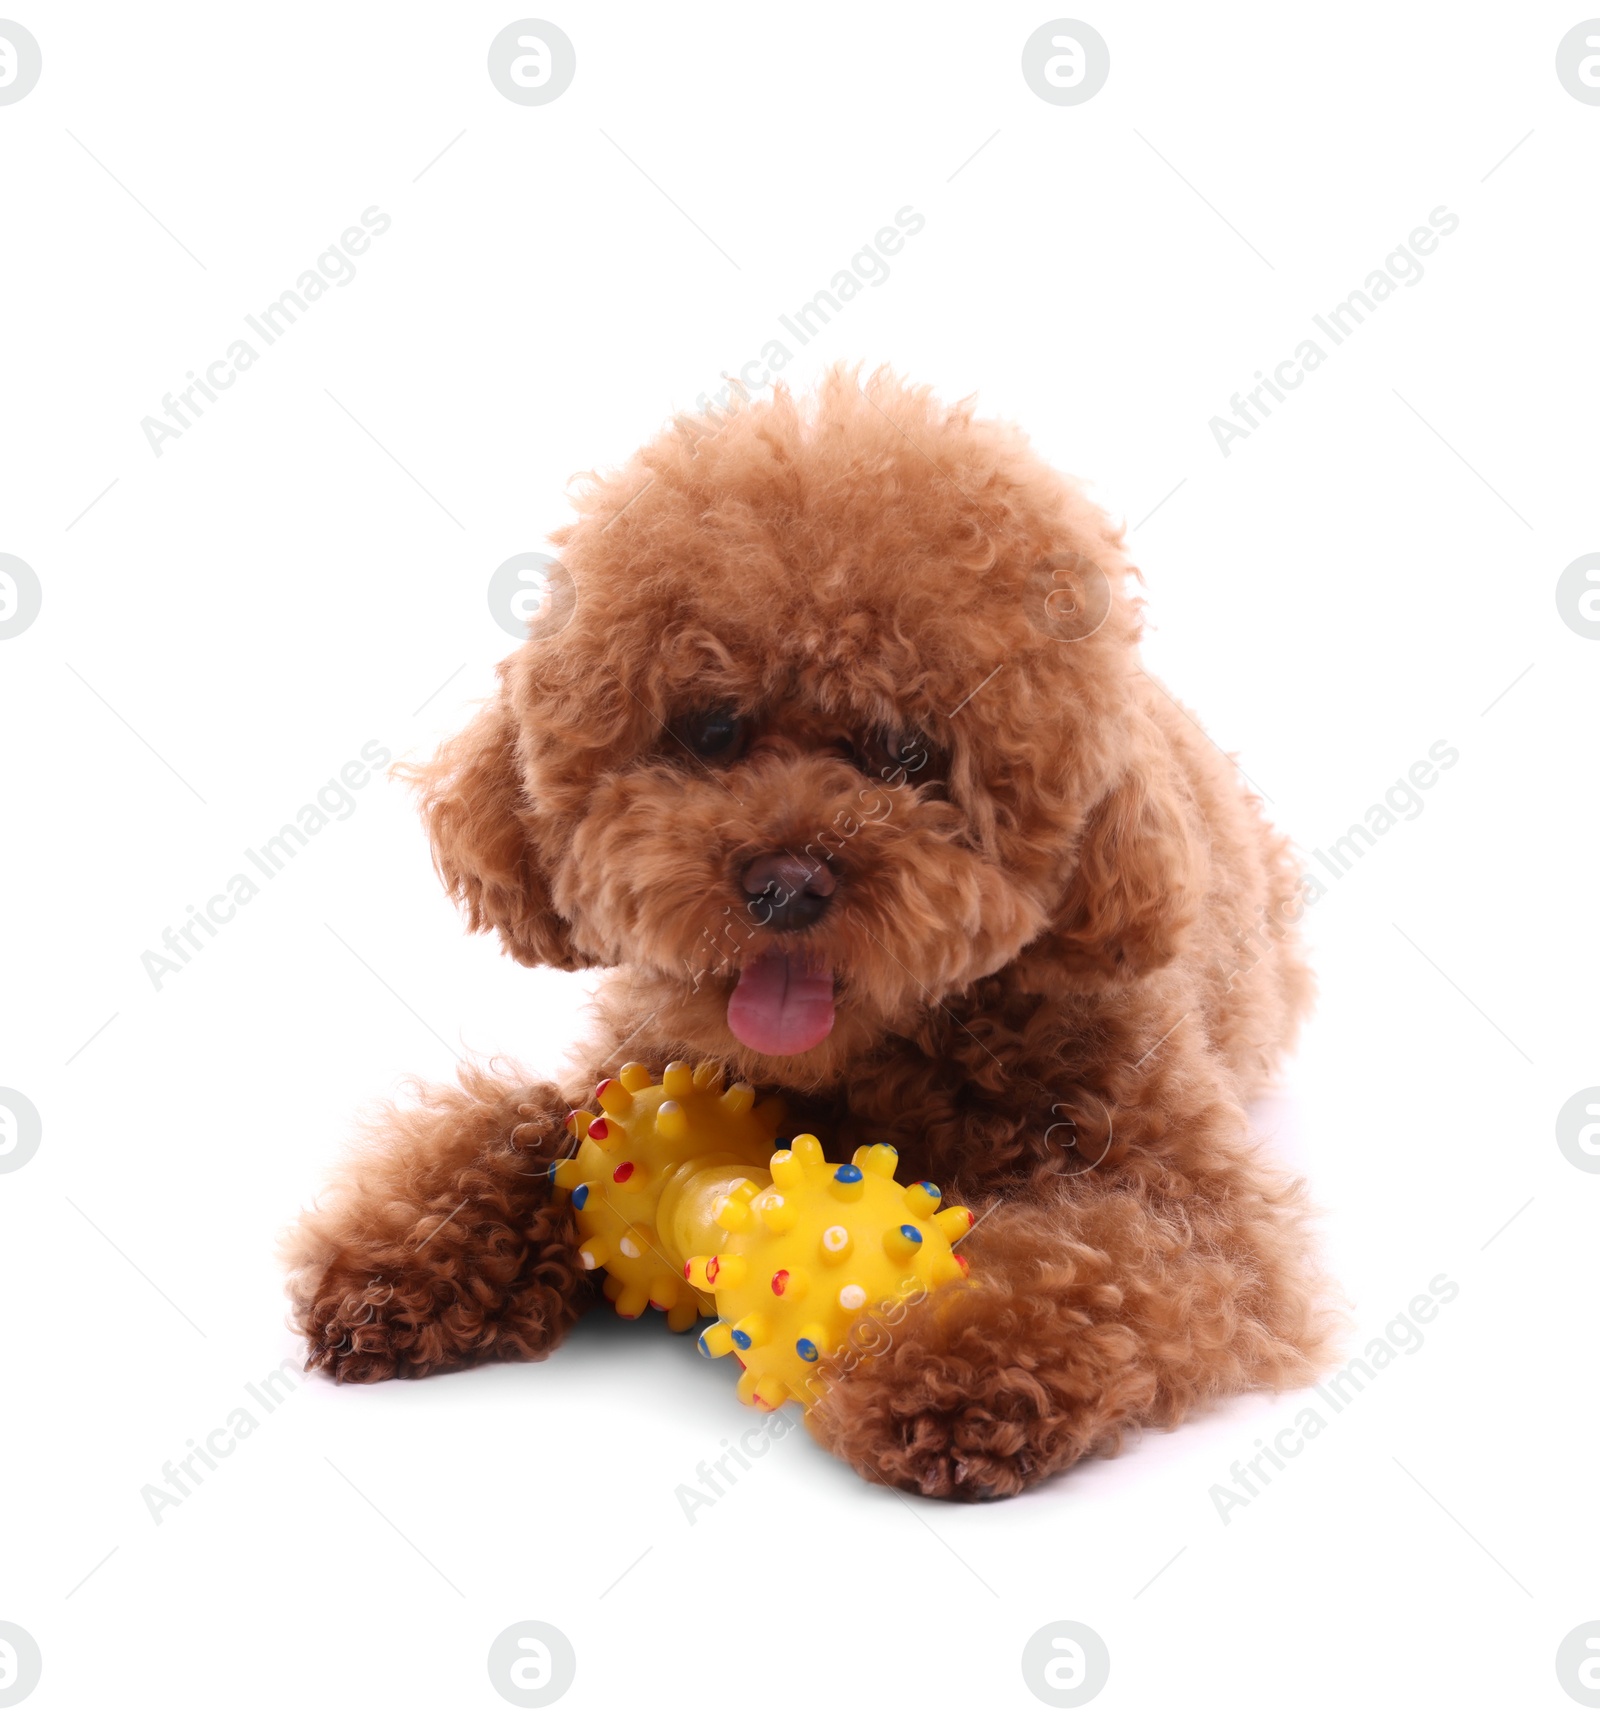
1044 751 1205 981
401 695 581 970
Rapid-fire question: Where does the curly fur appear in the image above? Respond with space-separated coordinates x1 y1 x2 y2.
285 368 1333 1497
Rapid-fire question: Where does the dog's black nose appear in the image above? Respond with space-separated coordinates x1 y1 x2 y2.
741 853 837 931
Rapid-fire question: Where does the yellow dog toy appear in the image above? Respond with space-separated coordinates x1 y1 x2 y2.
548 1061 972 1410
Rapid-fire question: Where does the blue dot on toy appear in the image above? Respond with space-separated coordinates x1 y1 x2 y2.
572 1183 589 1210
834 1165 863 1185
915 1181 940 1202
796 1337 820 1362
900 1225 922 1244
731 1324 754 1349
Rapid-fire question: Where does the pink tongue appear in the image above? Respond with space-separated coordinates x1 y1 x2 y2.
727 951 836 1055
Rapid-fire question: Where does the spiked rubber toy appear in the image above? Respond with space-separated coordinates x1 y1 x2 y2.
548 1064 974 1412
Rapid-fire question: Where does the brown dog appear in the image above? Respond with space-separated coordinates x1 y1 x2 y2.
286 369 1332 1500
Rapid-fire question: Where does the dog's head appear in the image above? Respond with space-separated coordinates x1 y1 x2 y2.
409 371 1201 1086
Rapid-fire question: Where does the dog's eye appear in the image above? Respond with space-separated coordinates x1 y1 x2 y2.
678 709 747 762
856 729 945 790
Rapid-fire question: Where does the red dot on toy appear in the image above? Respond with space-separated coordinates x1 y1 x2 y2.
706 1256 720 1284
771 1269 790 1295
588 1119 609 1140
613 1161 634 1183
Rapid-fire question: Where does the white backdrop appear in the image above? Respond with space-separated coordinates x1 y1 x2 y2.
3 2 1597 1721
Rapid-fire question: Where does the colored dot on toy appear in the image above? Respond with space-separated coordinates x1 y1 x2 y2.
853 1143 900 1179
838 1284 867 1310
835 1165 863 1184
572 1184 589 1210
613 1161 635 1183
883 1221 924 1261
769 1149 805 1192
756 1193 793 1234
796 1337 819 1362
730 1313 768 1349
707 1255 721 1283
771 1268 790 1295
595 1078 631 1115
698 1321 735 1359
904 1180 941 1220
933 1205 974 1243
820 1224 851 1263
588 1119 609 1140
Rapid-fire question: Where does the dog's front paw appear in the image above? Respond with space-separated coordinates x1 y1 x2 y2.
300 1264 583 1383
297 1216 588 1383
300 1266 413 1383
807 1341 1043 1500
299 1262 464 1383
805 1281 1152 1500
286 1093 593 1382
